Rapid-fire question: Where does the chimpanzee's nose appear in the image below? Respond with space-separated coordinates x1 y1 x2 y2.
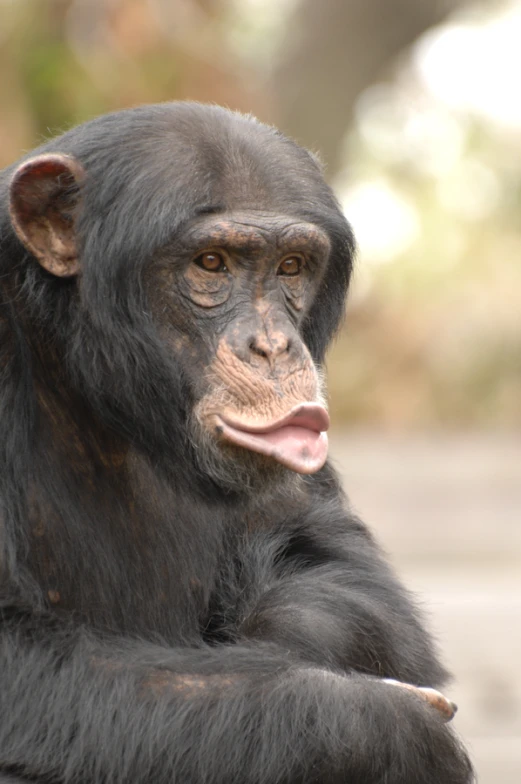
248 331 291 362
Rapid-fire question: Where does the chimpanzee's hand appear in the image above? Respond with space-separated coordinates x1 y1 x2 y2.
383 678 458 721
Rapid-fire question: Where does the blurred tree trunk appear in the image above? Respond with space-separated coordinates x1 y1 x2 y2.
271 0 468 176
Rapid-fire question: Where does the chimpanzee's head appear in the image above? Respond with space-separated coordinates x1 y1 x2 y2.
5 103 354 490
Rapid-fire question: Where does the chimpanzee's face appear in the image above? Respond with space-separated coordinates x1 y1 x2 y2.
146 210 331 484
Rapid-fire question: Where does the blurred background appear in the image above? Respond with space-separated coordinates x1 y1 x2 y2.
1 0 520 780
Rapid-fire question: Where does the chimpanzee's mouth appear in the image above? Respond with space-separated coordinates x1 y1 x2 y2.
216 403 330 474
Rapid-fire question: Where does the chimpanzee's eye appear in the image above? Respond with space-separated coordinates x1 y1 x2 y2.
194 252 227 272
277 256 303 276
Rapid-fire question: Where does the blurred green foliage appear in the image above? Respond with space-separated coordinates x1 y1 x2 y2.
329 104 521 428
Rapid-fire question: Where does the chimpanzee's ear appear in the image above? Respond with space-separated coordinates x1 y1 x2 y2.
9 153 85 277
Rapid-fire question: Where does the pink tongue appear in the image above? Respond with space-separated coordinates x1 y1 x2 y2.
218 405 329 474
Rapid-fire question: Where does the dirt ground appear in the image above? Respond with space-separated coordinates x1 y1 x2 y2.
329 430 521 784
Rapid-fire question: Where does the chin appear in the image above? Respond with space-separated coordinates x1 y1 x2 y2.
189 415 301 496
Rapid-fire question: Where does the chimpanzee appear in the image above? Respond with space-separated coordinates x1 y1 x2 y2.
0 103 472 784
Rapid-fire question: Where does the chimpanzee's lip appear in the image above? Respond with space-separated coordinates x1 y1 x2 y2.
216 403 330 475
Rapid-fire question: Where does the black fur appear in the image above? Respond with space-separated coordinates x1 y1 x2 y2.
0 103 472 783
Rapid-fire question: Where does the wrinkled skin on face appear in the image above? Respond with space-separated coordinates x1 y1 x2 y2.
147 212 332 487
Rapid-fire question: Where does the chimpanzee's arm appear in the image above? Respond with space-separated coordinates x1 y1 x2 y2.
237 494 448 689
0 613 471 784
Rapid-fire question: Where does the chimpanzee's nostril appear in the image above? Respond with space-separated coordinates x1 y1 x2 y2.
249 339 269 358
